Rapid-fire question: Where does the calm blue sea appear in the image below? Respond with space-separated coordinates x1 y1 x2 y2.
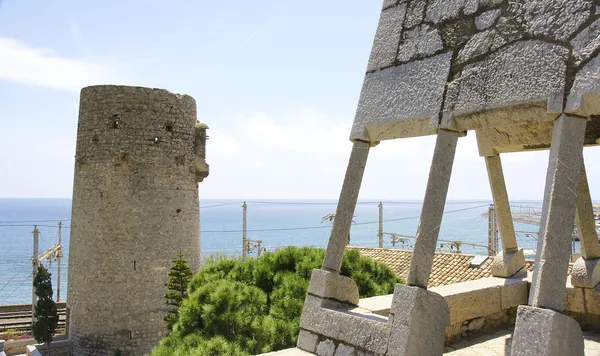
0 198 549 305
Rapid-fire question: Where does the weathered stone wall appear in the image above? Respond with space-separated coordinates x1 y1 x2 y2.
352 0 600 153
67 85 207 356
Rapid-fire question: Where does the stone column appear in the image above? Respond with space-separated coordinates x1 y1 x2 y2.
406 129 459 288
512 114 586 356
322 140 370 273
528 114 587 310
485 155 526 277
571 160 600 288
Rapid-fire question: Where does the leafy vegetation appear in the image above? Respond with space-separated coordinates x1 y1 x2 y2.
151 247 403 356
32 264 59 350
164 253 194 331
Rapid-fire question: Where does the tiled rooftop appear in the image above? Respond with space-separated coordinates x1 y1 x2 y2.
348 247 573 287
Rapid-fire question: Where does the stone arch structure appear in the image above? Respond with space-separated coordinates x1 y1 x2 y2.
67 85 209 356
297 1 600 355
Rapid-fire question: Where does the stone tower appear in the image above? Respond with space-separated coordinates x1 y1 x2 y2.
66 85 209 356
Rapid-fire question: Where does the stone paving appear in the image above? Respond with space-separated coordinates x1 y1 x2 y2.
444 327 600 355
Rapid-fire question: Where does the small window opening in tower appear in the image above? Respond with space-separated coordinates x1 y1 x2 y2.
133 261 137 270
113 116 120 129
129 331 134 339
154 137 160 144
165 124 173 132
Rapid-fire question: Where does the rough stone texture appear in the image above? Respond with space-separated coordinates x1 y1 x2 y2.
529 114 587 311
491 249 526 278
397 25 443 64
403 0 426 29
388 285 450 355
307 269 360 305
351 53 451 142
571 257 600 289
316 339 335 356
514 0 593 42
406 130 459 287
449 41 568 120
367 4 407 72
67 85 208 356
298 295 391 355
297 329 318 353
567 54 600 116
322 141 370 273
511 305 584 356
572 19 600 66
475 9 501 30
333 344 354 356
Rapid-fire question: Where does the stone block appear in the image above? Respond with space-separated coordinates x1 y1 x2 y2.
510 0 593 42
296 329 318 353
564 285 586 314
571 257 600 288
450 41 567 119
566 55 600 116
491 249 526 278
500 278 528 310
388 284 450 355
366 4 407 72
333 344 354 356
396 24 443 64
307 269 359 306
299 295 391 355
584 285 600 315
426 0 467 24
316 339 335 356
443 280 501 325
351 52 452 142
511 305 584 356
381 0 397 10
572 18 600 66
403 0 426 28
475 8 500 30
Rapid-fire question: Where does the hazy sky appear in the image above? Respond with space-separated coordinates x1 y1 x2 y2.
1 0 599 200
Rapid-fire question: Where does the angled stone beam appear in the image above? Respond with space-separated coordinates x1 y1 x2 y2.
571 159 600 288
513 114 587 356
406 129 459 288
476 134 526 278
528 114 587 310
322 140 370 273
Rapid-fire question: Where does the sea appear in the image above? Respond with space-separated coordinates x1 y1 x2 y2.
0 198 559 305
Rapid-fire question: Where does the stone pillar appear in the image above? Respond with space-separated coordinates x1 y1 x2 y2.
322 140 370 273
571 160 600 288
484 155 526 277
406 129 459 288
528 114 586 310
513 114 586 356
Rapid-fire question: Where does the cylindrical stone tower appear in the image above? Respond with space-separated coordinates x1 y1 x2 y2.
67 85 209 356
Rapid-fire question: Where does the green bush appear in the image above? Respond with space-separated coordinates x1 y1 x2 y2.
151 247 403 356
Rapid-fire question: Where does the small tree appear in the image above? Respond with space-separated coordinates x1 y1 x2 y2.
32 264 58 351
164 253 193 331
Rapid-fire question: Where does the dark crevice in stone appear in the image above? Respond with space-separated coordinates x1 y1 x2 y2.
436 51 459 129
567 13 600 42
393 2 411 66
440 17 479 51
563 50 579 110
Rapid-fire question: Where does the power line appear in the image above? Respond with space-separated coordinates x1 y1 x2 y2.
0 260 32 294
0 219 70 224
201 204 489 233
0 274 31 304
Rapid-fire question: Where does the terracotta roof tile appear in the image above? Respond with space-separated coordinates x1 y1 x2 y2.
348 247 575 287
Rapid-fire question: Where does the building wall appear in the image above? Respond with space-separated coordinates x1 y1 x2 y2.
66 85 206 356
